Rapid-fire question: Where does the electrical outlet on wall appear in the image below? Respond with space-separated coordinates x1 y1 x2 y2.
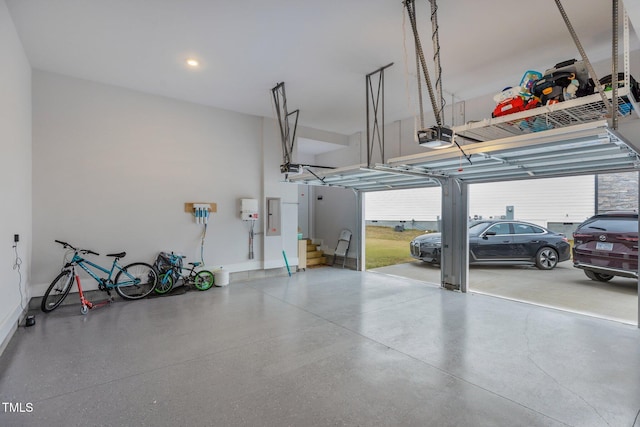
14 234 19 243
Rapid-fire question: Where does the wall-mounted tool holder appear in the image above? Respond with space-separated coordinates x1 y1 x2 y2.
185 202 217 224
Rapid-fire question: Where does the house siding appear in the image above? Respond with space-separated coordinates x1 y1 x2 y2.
365 175 597 227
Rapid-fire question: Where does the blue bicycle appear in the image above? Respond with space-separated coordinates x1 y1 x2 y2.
41 240 158 314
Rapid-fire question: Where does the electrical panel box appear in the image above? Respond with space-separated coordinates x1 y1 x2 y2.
241 198 259 220
266 197 281 236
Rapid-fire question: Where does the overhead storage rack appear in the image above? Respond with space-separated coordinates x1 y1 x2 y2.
455 87 639 142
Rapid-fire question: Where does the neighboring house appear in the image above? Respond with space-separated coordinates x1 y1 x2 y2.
365 172 638 233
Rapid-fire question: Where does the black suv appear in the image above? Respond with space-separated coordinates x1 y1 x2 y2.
572 211 638 281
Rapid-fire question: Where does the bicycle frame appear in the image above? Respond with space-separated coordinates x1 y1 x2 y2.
159 258 199 284
70 252 139 288
174 263 199 282
65 252 144 312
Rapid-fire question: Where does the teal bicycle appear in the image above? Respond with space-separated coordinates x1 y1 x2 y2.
154 252 214 294
41 240 158 314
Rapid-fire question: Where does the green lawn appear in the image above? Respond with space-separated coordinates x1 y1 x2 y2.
365 225 431 269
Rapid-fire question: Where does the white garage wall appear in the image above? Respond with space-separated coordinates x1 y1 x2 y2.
312 186 360 257
311 132 363 255
262 118 299 269
31 70 300 294
0 0 32 350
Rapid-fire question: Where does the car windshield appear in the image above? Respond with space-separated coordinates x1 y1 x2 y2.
468 222 490 236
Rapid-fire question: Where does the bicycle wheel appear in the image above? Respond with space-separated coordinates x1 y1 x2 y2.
115 262 157 300
193 270 215 291
154 272 174 294
41 270 74 312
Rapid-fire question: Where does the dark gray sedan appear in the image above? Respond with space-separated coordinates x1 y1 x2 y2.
410 220 571 270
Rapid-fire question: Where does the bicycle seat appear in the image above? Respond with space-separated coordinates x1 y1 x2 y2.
106 252 126 258
189 262 201 267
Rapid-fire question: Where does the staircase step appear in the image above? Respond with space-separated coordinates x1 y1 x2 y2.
307 250 324 259
306 256 326 266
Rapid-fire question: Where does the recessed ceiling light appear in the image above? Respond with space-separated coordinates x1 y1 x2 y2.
186 58 199 67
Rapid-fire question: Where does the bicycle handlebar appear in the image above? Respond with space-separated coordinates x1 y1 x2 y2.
169 251 187 259
55 240 100 256
55 239 73 249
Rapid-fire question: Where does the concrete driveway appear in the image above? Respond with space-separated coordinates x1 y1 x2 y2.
371 261 638 325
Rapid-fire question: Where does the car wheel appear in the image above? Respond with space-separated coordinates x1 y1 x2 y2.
584 270 614 282
535 247 558 270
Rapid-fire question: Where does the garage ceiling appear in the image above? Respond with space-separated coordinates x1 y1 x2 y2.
6 0 640 136
7 0 640 188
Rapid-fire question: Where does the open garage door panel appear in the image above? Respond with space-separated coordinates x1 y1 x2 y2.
288 122 640 190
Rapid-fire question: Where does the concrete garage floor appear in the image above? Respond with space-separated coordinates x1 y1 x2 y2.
372 261 638 325
2 268 640 426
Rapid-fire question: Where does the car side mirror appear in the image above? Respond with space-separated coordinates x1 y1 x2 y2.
483 231 496 239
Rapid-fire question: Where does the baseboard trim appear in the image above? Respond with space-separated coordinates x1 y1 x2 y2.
0 304 24 357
